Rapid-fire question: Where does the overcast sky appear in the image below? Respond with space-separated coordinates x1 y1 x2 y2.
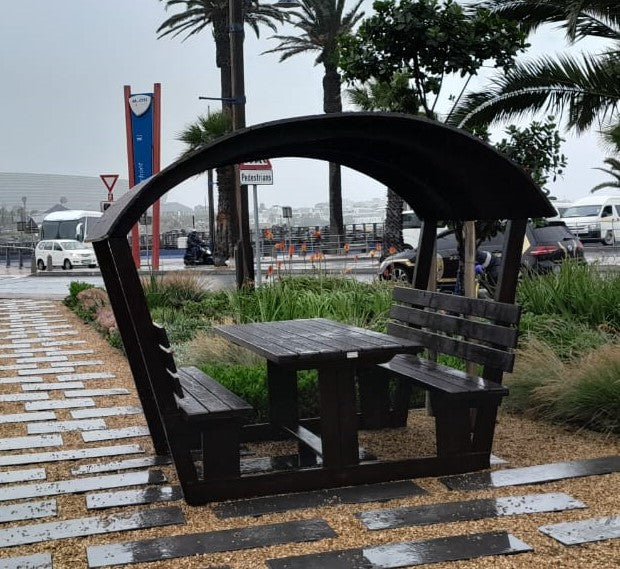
1 0 615 210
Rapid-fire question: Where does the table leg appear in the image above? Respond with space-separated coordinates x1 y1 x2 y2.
318 365 359 468
267 361 297 427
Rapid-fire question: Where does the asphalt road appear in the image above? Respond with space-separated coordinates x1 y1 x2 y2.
0 244 617 299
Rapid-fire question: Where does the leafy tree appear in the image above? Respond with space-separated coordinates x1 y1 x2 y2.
451 1 620 133
264 0 365 243
157 0 286 261
340 0 528 118
495 116 567 195
591 156 620 192
177 112 233 265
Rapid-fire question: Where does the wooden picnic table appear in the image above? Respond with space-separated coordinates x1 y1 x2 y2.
214 318 421 469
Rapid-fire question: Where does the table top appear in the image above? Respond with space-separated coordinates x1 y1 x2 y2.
214 318 421 367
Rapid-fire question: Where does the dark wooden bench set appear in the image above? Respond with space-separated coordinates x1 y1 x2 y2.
87 113 553 504
146 285 520 504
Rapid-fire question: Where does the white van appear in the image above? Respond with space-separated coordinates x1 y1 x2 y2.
561 195 620 245
402 210 448 249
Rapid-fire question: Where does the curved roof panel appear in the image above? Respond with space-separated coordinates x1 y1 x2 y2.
89 113 555 241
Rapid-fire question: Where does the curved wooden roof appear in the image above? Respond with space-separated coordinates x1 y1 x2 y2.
88 112 554 241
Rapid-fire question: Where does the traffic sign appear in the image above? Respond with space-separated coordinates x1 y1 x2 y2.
100 174 119 201
239 160 273 185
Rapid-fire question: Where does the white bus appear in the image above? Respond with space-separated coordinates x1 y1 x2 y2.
40 210 102 243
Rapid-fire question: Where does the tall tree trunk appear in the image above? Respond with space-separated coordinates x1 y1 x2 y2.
323 63 344 245
213 16 237 265
383 188 404 255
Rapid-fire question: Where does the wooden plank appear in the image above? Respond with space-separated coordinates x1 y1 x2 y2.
389 305 518 348
179 367 253 415
281 425 323 457
392 287 521 324
387 322 515 371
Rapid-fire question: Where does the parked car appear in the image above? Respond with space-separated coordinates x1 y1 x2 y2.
378 222 585 287
35 239 98 270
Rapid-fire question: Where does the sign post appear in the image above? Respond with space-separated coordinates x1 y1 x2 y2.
124 84 161 270
239 160 273 286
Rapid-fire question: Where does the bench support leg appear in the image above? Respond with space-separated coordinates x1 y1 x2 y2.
431 395 472 456
201 419 242 480
471 401 501 455
358 368 391 429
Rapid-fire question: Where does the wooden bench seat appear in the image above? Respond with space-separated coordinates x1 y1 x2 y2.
367 287 521 459
153 324 254 492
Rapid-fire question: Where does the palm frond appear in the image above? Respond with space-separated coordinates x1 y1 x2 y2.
451 53 620 133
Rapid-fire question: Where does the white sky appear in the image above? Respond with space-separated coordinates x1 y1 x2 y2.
0 0 616 210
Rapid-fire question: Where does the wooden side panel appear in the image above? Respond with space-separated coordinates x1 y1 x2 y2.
412 220 438 290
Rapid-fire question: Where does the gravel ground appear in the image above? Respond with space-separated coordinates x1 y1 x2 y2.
0 302 617 569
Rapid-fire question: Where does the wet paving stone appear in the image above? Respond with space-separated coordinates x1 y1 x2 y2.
440 456 620 491
0 505 185 548
82 426 150 443
0 376 44 384
0 470 166 502
359 492 585 530
0 363 37 371
16 356 68 364
44 349 94 357
86 518 336 568
86 485 184 509
0 468 47 484
70 406 143 419
0 444 145 467
50 360 103 368
18 367 76 376
41 340 86 347
266 531 533 569
0 552 52 568
25 398 96 411
22 381 85 391
539 515 620 545
0 500 57 523
215 481 427 519
65 389 130 398
0 434 62 451
57 372 116 382
72 456 172 476
27 419 107 434
0 392 49 402
0 412 56 424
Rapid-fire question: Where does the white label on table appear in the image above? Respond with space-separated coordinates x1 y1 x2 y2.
346 351 359 359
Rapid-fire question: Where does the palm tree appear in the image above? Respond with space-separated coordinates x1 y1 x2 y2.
592 156 620 191
451 1 620 133
177 112 233 265
157 0 286 262
264 0 364 243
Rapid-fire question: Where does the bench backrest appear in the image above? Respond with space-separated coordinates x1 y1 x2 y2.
388 287 521 372
152 322 184 399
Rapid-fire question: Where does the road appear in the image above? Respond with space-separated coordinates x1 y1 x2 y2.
0 245 616 299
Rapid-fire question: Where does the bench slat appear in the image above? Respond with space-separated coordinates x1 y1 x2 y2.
387 322 515 372
380 355 508 398
392 287 521 324
389 304 518 348
176 366 254 422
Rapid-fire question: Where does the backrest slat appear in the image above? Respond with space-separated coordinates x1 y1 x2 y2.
392 287 521 324
389 304 518 348
387 322 515 372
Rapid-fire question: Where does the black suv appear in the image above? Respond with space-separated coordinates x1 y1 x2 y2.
379 221 585 286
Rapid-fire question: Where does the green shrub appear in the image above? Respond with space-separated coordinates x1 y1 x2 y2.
199 362 320 421
150 306 208 344
517 261 620 329
64 281 95 308
506 340 620 434
142 272 208 310
519 312 615 360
